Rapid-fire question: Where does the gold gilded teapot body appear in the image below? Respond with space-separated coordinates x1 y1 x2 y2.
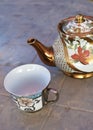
27 14 93 79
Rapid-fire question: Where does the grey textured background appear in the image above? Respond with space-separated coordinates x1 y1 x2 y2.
0 0 93 130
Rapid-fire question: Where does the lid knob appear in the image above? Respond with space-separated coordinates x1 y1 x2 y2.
75 14 85 23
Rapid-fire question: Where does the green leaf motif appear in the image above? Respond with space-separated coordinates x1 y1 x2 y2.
74 44 78 50
89 47 93 54
82 45 86 50
72 59 78 63
68 46 73 49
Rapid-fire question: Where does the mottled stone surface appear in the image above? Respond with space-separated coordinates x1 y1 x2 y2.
0 0 93 130
42 106 93 130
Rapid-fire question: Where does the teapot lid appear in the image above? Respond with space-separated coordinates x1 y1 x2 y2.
62 14 93 34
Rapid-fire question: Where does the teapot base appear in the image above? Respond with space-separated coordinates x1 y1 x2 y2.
64 72 93 79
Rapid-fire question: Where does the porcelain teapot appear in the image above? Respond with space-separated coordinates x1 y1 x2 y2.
27 14 93 79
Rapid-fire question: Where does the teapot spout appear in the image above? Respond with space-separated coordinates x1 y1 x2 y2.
27 38 55 66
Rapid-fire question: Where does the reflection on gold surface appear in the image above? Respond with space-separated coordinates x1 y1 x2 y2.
64 72 93 79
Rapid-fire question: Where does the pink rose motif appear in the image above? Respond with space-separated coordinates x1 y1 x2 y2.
71 46 90 65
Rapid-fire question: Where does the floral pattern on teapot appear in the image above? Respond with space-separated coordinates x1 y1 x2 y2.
64 35 93 72
65 36 93 65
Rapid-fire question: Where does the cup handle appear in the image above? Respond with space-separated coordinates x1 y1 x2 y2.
46 88 59 103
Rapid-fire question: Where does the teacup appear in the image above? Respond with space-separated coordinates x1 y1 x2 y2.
4 64 58 112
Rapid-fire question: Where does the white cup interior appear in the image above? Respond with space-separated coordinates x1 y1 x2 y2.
4 64 51 96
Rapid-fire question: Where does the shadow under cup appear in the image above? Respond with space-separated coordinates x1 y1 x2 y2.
4 64 58 112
